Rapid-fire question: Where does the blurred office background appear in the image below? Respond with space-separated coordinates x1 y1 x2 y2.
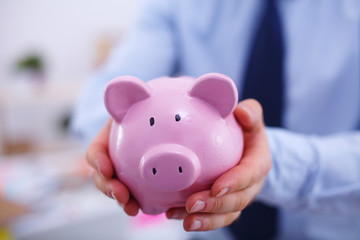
0 1 223 239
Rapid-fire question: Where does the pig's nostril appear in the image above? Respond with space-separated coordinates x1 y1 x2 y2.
152 168 157 175
179 167 183 173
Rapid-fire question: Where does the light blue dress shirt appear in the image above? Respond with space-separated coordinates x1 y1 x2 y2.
72 0 360 239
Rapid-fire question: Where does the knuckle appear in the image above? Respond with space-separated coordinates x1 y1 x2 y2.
255 157 271 181
254 186 262 196
209 198 223 212
259 157 268 171
249 172 256 186
225 211 241 227
258 158 271 181
234 197 248 211
206 219 215 231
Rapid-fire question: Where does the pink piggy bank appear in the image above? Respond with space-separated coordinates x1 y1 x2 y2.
104 73 244 215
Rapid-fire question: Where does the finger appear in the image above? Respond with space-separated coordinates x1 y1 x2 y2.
123 197 140 216
88 151 114 179
234 99 269 163
166 207 188 219
186 186 259 214
234 99 269 166
93 171 111 196
183 211 241 231
211 156 268 197
211 100 271 197
234 99 264 133
86 119 112 168
87 119 114 178
93 171 130 205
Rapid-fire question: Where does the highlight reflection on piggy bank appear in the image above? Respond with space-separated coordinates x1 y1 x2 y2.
104 73 244 215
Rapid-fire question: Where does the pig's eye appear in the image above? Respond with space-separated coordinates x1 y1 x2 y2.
149 117 155 126
175 114 181 122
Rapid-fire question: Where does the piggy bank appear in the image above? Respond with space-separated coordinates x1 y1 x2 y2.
104 73 244 215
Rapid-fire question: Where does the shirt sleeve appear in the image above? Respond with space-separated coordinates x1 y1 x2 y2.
70 0 177 141
257 127 360 216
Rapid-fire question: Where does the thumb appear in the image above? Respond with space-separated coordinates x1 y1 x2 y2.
234 98 264 133
87 119 114 178
234 98 269 165
210 99 270 197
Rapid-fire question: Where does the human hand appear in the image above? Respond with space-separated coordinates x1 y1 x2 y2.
87 119 140 216
166 99 272 231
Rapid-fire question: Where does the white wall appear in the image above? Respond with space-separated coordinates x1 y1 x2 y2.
0 0 142 154
0 0 142 84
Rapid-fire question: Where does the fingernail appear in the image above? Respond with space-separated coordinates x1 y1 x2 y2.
106 188 114 199
189 220 202 231
95 162 105 178
111 191 117 201
111 191 124 206
190 200 205 213
98 168 105 178
216 187 229 198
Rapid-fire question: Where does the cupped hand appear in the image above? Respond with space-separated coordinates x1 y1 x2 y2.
166 99 272 231
87 119 140 216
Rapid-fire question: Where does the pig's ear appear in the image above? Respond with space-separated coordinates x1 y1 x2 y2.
104 76 152 123
189 73 238 118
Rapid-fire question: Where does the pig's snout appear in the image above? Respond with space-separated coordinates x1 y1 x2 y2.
141 144 200 192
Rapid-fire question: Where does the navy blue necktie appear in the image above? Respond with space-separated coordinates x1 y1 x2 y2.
230 0 284 239
242 0 284 126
